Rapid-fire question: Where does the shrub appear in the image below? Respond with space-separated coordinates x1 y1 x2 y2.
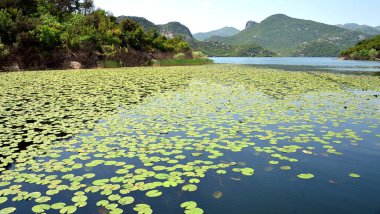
173 53 186 60
369 49 378 60
0 40 9 58
192 51 207 59
102 45 117 59
102 60 121 68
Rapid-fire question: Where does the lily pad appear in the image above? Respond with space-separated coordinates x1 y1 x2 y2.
216 170 227 175
51 203 66 210
32 204 50 213
297 173 315 180
0 197 8 204
146 190 162 197
180 201 198 209
60 206 77 214
182 184 198 192
213 191 223 199
133 204 152 214
0 207 16 214
349 173 361 178
185 208 204 214
118 196 134 205
280 166 292 171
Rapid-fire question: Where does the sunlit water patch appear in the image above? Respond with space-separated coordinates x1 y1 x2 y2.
1 65 380 214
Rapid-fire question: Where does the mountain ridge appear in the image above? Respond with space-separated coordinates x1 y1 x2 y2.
207 14 370 56
336 23 380 35
194 27 240 41
118 14 373 57
117 16 274 57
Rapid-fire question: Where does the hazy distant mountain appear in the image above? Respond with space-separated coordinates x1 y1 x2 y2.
208 14 370 56
194 27 240 41
336 23 380 35
117 16 273 57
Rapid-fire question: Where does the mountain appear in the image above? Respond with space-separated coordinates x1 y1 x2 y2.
117 16 274 57
117 16 158 31
245 21 258 29
117 16 193 40
340 35 380 60
336 23 380 35
293 41 342 57
192 41 275 57
208 14 370 56
194 27 240 41
158 22 194 41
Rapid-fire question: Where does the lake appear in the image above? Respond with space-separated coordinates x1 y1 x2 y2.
0 65 380 214
210 57 380 74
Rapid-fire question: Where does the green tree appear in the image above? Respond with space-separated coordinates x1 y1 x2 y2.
35 14 62 49
0 0 191 70
0 39 9 58
368 48 378 60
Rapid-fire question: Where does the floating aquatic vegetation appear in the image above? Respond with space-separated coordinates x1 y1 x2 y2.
181 201 204 214
280 166 292 171
297 174 315 180
0 65 379 213
212 191 223 199
182 184 198 192
133 204 152 214
145 190 162 197
349 173 361 178
0 207 16 214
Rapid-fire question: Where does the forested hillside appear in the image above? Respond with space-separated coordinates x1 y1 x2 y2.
0 0 190 70
340 35 380 60
208 14 370 56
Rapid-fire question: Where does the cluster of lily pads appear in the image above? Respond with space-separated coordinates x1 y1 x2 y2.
0 67 193 170
0 65 379 213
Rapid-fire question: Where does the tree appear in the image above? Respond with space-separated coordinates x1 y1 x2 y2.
35 14 62 49
0 0 40 16
0 0 191 70
368 48 378 60
81 0 94 15
0 39 9 58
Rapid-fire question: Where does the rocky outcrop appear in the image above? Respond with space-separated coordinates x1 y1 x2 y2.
158 22 194 42
69 61 82 69
245 21 258 29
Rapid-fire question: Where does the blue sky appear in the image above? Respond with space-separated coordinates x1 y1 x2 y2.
93 0 380 33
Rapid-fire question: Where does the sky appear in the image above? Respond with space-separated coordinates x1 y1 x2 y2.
93 0 380 33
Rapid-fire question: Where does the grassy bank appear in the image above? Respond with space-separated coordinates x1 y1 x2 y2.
154 58 213 66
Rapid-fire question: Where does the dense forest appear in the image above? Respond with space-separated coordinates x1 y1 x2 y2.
0 0 191 70
340 35 380 60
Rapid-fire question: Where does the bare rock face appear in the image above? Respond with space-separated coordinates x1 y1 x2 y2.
245 21 258 29
158 22 194 42
69 61 82 69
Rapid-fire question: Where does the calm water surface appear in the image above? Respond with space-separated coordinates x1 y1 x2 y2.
211 57 380 74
